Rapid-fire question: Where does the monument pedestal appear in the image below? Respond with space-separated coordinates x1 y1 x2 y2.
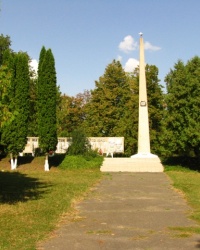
100 156 164 172
131 153 159 158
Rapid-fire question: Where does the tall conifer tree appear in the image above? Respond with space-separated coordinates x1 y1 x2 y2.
37 47 57 170
1 52 30 169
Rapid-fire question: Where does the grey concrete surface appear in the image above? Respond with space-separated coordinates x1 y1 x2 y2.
38 173 200 250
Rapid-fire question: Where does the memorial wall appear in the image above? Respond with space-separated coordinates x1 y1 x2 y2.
22 137 124 155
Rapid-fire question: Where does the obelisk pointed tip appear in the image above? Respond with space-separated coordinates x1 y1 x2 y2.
139 32 143 37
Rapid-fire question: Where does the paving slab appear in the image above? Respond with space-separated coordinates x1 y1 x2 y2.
38 173 200 250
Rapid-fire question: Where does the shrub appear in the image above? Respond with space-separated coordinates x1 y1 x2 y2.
59 155 103 170
67 129 91 156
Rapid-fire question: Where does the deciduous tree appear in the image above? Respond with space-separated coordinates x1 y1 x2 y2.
83 60 137 155
0 34 11 66
57 90 91 137
163 57 200 157
0 35 12 132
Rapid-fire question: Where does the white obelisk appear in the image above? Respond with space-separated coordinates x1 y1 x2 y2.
132 33 157 158
101 33 163 172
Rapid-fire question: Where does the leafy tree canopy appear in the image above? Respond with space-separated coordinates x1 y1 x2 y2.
0 34 12 66
83 60 138 155
162 56 200 157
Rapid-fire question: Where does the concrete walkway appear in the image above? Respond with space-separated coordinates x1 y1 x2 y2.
38 173 200 250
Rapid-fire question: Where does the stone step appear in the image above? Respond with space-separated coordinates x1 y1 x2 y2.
100 157 164 172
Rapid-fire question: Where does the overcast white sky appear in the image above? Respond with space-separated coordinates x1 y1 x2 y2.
1 0 200 96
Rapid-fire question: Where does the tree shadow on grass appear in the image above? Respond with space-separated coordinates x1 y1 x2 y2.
0 156 35 169
196 239 200 248
49 154 66 168
0 171 51 204
162 156 200 172
17 155 34 166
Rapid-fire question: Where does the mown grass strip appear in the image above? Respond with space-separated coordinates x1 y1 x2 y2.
0 155 103 250
165 164 200 234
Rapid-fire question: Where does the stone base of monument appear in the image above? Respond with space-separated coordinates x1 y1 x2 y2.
100 155 164 172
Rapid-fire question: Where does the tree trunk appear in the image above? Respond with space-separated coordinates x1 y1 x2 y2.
10 153 17 170
44 153 49 171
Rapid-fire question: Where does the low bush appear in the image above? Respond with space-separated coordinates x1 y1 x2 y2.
59 154 103 170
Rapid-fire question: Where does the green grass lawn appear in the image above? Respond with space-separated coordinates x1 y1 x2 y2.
0 155 200 249
0 155 103 250
164 159 200 234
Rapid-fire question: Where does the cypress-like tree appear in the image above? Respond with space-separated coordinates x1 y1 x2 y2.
1 52 30 169
27 74 37 136
37 47 57 170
